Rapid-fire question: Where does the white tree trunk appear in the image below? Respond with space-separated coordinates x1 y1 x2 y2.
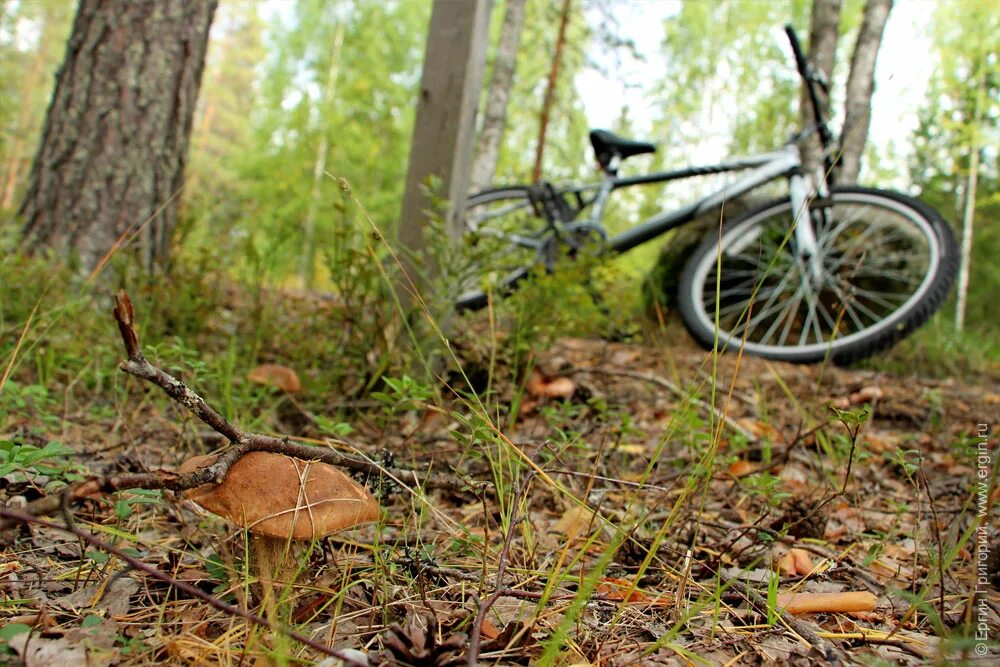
837 0 893 184
470 0 526 192
955 61 985 332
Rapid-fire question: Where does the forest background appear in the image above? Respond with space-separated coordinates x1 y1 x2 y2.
2 0 997 362
1 1 999 664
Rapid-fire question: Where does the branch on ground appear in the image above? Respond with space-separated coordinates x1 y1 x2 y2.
0 289 464 531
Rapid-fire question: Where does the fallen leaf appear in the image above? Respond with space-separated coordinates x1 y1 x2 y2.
247 363 301 393
596 577 648 603
53 577 139 618
728 460 757 477
790 548 814 575
775 591 877 614
777 551 797 577
735 418 780 442
615 442 646 455
480 619 501 640
554 505 596 541
849 386 884 405
525 369 576 399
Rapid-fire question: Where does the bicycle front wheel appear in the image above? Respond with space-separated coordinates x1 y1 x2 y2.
454 186 549 311
677 187 958 364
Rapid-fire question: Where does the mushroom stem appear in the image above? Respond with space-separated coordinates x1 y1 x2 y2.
253 535 292 621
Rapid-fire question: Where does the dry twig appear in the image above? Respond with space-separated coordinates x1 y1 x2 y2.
0 289 462 531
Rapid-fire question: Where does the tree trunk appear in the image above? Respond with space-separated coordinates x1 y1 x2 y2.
19 0 218 273
470 0 526 192
837 0 893 184
799 0 842 177
532 0 572 184
954 57 986 332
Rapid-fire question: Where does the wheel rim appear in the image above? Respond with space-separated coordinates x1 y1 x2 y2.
691 192 940 357
455 190 549 305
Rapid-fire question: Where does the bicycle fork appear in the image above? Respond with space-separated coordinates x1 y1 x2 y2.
788 171 828 287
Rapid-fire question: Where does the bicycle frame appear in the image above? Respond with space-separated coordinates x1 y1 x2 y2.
548 142 822 276
466 24 837 298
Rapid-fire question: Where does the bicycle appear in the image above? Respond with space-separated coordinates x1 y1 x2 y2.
453 25 958 364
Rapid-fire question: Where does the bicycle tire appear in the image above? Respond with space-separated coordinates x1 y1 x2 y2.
677 186 959 364
454 186 548 312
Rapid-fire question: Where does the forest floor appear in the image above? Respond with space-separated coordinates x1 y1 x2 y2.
1 290 998 666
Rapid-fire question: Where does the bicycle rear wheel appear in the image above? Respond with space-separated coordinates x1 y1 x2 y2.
677 187 958 364
454 186 550 311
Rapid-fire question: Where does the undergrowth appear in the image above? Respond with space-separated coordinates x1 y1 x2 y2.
1 208 997 664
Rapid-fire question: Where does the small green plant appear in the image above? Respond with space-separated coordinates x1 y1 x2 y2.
740 471 791 508
0 381 59 424
766 569 781 626
371 374 433 412
0 439 87 489
114 489 163 521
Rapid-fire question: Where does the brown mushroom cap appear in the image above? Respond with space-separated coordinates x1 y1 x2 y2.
180 451 379 539
247 364 302 393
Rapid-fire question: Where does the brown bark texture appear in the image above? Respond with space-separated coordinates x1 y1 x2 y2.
837 0 893 184
470 0 526 192
532 0 572 184
18 0 218 272
799 0 842 176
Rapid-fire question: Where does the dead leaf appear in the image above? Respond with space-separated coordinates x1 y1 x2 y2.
480 619 501 640
850 386 884 405
53 577 139 618
776 591 877 614
735 418 781 442
615 442 646 455
554 505 596 541
777 552 797 576
777 547 815 576
727 460 757 477
247 363 301 392
525 369 576 399
595 577 648 603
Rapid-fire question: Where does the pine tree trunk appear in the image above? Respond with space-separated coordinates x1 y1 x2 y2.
19 0 217 273
470 0 526 192
532 0 572 184
799 0 842 177
837 0 893 184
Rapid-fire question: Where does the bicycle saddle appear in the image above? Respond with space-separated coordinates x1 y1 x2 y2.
589 129 657 168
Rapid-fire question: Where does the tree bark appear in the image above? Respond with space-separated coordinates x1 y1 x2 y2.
470 0 526 192
799 0 842 177
18 0 218 273
532 0 572 184
954 56 986 332
837 0 893 184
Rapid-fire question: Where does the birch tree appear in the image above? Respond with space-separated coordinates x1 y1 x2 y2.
470 0 526 192
837 0 893 184
798 0 842 176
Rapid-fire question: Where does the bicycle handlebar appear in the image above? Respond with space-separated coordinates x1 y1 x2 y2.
784 24 836 174
784 24 810 83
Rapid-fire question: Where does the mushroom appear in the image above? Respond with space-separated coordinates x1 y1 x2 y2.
246 364 302 393
179 451 380 616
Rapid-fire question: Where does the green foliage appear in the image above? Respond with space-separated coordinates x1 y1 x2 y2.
492 0 591 184
0 439 86 489
182 0 431 282
0 0 75 210
908 1 1000 337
